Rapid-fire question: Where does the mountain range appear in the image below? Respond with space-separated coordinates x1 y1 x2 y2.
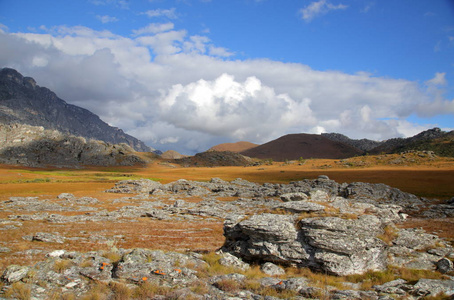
208 128 454 162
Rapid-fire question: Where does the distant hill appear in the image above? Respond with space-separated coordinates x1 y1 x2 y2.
240 133 364 161
0 68 153 152
175 151 252 167
369 128 454 157
161 150 186 159
369 128 454 156
209 141 258 153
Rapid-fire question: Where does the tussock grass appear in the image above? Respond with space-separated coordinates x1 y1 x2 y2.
4 282 31 300
132 281 173 299
378 225 399 246
53 259 73 273
109 281 132 300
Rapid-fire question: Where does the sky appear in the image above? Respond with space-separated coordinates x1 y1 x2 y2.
0 0 454 154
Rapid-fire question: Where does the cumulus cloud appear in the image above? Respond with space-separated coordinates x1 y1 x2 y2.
300 0 348 22
0 25 450 154
157 74 316 141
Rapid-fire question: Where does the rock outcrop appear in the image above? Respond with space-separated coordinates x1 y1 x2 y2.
0 123 148 167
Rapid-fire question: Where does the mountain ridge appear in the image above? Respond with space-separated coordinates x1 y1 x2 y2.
0 68 153 152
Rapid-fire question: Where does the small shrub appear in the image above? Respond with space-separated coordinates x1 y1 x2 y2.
347 269 396 290
102 251 122 263
53 259 73 273
5 282 31 300
133 281 172 299
214 278 242 293
189 280 209 295
80 259 94 268
81 283 110 300
243 278 261 291
378 225 398 245
109 281 132 300
242 265 266 279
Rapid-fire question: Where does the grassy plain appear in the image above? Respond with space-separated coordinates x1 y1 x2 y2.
0 153 453 272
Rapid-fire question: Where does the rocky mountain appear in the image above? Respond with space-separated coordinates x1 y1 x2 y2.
321 132 383 152
240 133 364 161
209 141 258 153
0 68 153 152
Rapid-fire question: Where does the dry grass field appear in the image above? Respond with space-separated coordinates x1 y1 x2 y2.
0 152 453 275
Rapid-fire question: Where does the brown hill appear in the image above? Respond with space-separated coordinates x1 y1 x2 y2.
209 141 258 153
160 150 186 159
240 133 364 161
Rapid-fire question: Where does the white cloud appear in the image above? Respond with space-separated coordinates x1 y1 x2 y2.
143 8 177 19
0 25 450 154
132 22 175 36
96 15 119 24
300 0 348 22
426 72 447 86
157 74 316 141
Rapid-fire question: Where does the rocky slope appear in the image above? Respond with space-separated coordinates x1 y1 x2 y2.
370 128 454 157
0 123 148 167
321 132 383 152
175 150 253 167
1 177 453 299
0 68 153 152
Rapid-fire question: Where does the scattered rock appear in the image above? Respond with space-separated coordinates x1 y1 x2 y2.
260 262 285 276
436 258 453 274
32 232 65 244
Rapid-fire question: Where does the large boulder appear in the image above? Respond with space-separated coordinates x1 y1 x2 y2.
222 213 388 276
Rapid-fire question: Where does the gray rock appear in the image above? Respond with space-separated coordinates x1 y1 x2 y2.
57 193 75 199
276 200 325 213
260 262 285 276
392 228 438 250
218 252 250 271
436 258 454 274
411 278 454 297
223 213 387 276
373 279 408 296
32 232 65 244
280 192 308 202
1 265 30 283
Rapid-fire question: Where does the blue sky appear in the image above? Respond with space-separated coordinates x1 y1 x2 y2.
1 0 453 154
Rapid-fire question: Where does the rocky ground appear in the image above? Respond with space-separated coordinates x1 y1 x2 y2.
0 176 453 299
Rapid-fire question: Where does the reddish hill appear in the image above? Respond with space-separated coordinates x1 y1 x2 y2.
240 133 364 161
209 141 258 153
